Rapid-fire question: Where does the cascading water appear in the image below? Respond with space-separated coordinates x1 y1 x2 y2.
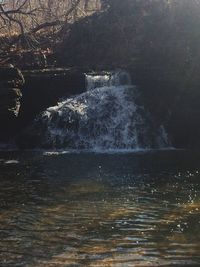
20 70 171 150
86 70 131 90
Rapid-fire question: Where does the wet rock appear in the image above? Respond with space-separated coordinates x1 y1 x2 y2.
0 65 24 87
0 65 24 141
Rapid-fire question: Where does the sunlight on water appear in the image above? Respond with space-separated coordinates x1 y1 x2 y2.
0 150 199 266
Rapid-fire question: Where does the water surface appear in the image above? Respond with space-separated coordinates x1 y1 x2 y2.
0 150 200 266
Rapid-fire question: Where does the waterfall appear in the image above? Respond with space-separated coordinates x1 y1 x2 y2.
86 70 131 90
19 70 171 150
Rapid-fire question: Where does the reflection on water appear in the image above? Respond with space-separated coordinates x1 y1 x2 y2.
0 150 200 266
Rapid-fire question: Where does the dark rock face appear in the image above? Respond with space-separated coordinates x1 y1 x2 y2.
0 66 87 143
19 68 86 128
0 65 24 141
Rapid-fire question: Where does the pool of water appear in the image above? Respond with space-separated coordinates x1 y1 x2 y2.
0 150 200 266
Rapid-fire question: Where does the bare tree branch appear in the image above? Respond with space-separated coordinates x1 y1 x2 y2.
0 0 101 52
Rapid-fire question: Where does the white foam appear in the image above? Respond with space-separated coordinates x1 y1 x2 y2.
4 160 19 164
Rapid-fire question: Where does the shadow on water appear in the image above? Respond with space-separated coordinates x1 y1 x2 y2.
0 150 200 266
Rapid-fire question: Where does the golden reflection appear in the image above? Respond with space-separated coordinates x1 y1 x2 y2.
67 180 106 194
1 173 200 267
20 190 200 267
